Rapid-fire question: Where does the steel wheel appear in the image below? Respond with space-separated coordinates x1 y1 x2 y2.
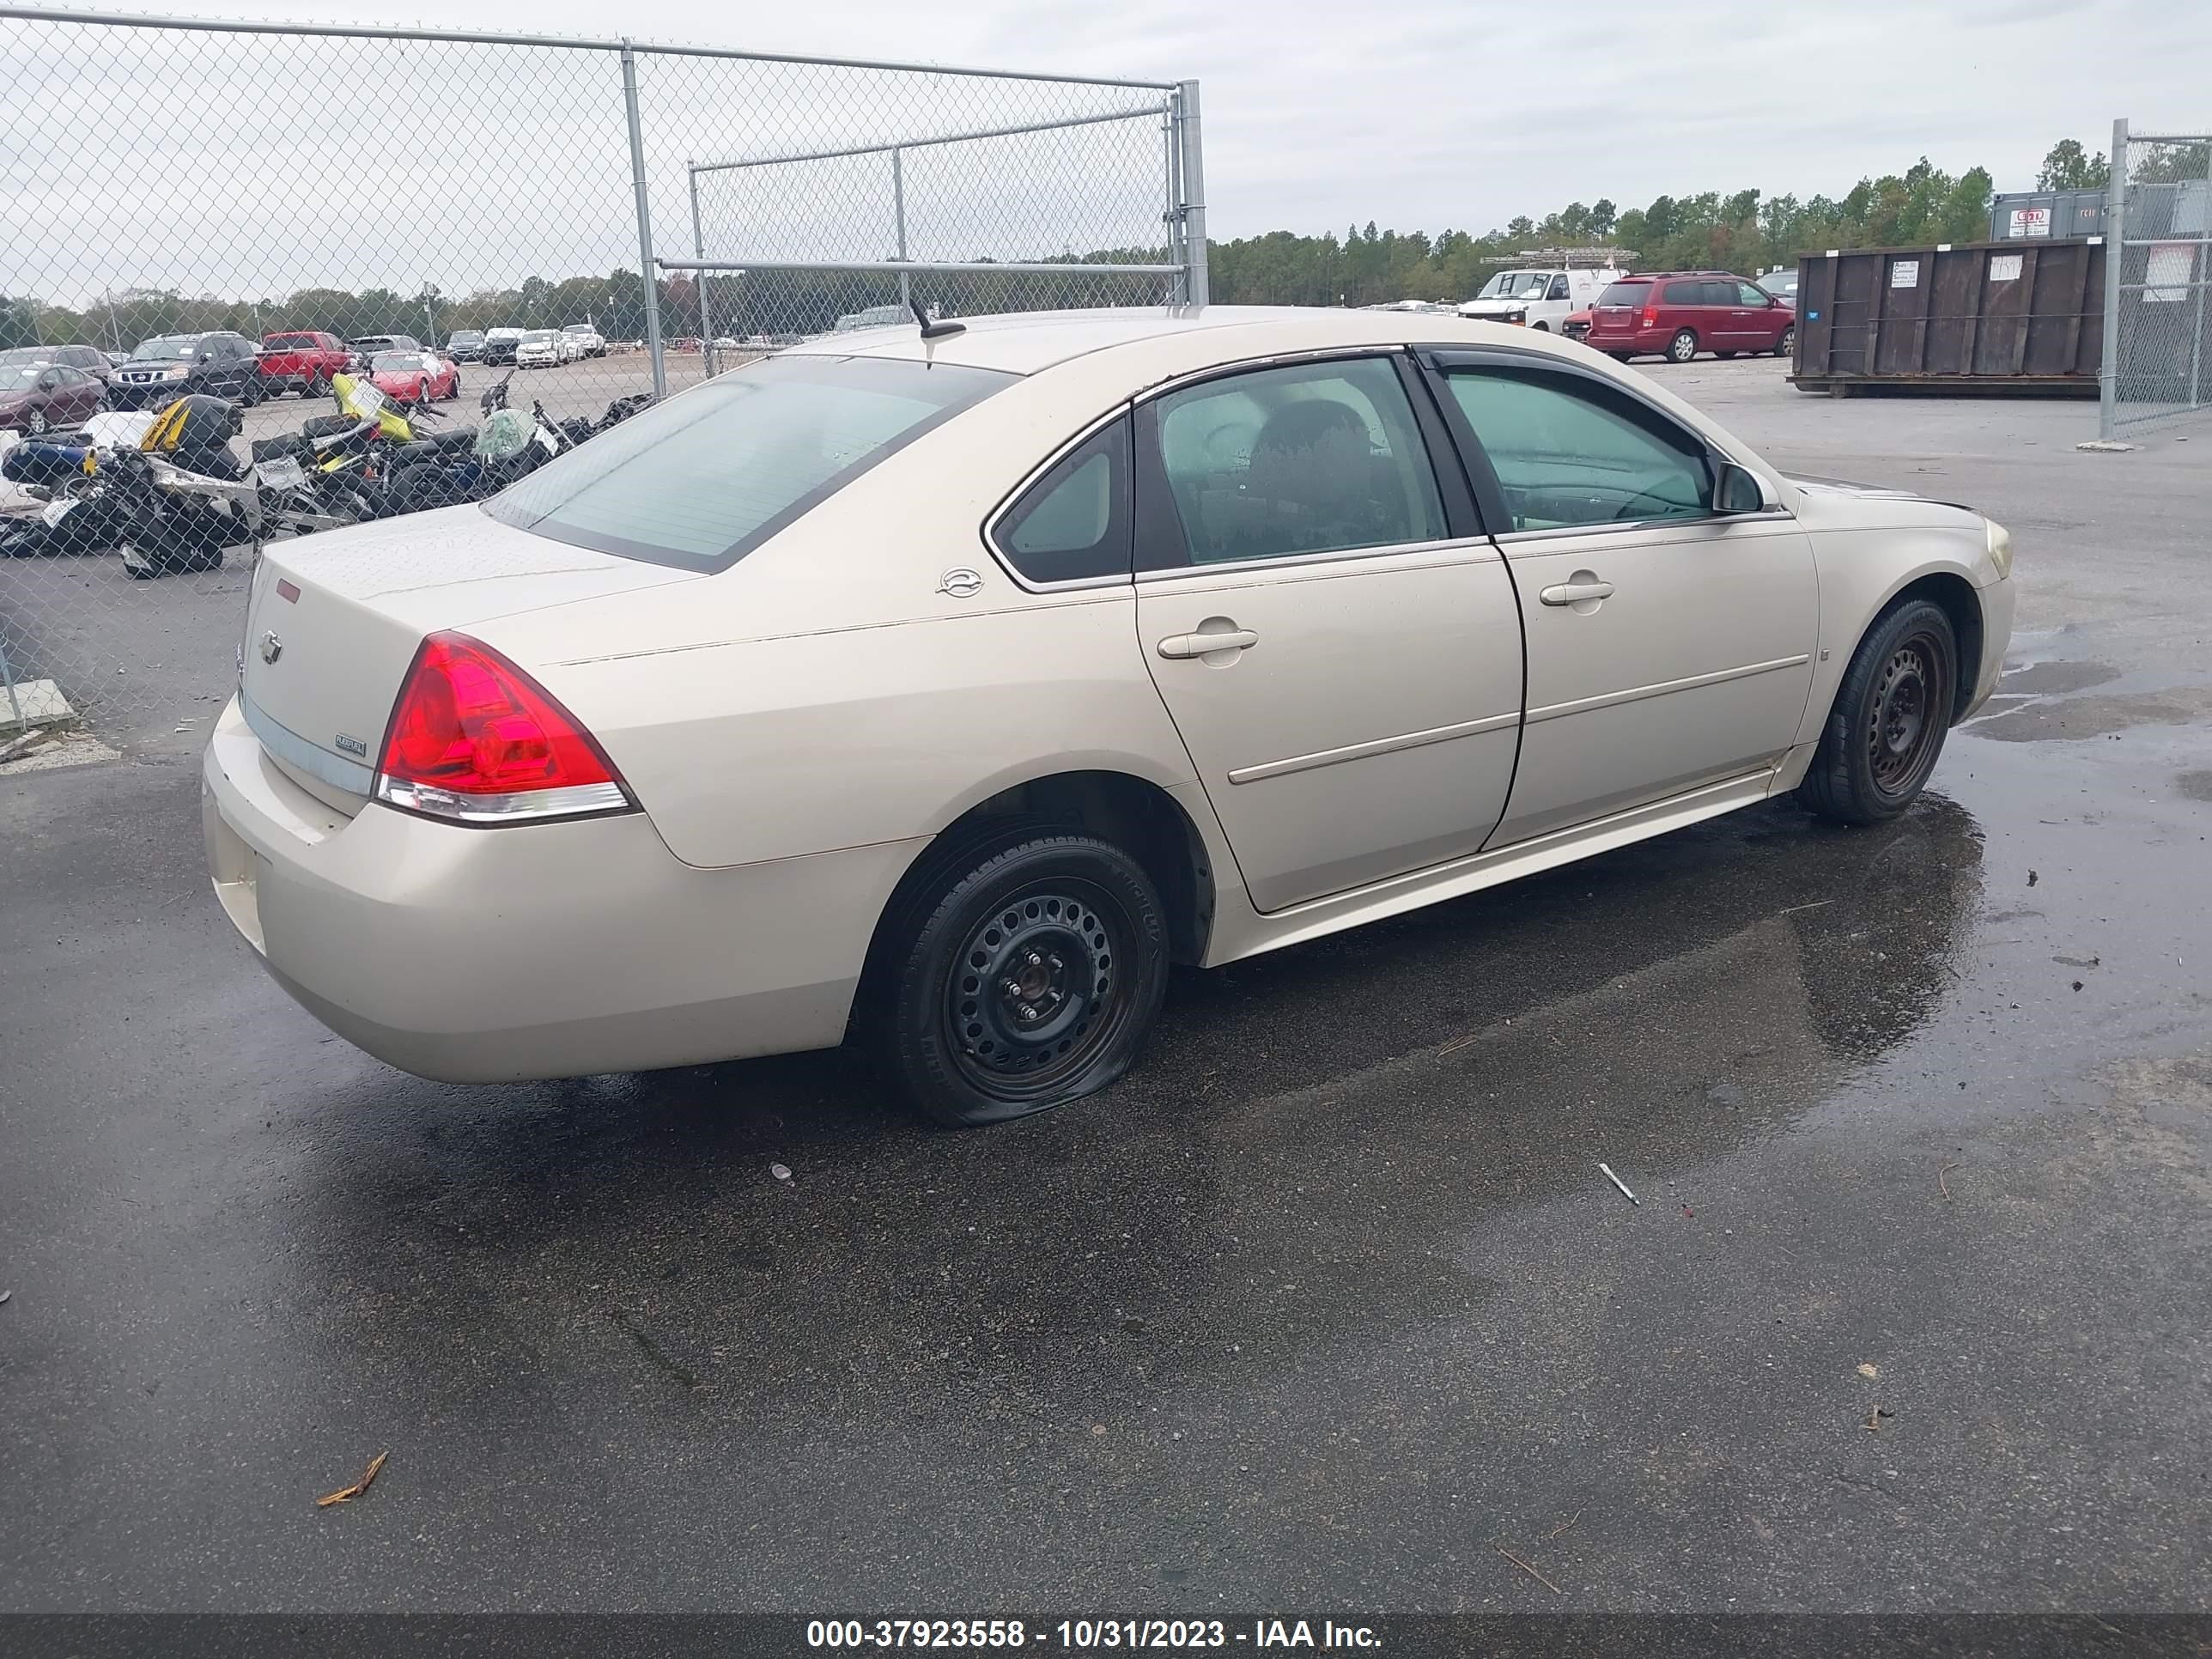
1868 631 1946 800
943 880 1133 1105
1798 598 1960 825
878 831 1169 1127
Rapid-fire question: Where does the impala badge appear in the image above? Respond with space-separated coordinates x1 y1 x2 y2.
937 567 984 599
258 630 283 665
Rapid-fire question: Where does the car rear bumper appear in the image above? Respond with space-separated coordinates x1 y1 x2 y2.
202 696 924 1083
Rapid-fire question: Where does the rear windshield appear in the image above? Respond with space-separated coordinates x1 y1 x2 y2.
1596 283 1650 307
485 353 1013 573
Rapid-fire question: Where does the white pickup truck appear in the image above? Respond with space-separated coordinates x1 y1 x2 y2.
1458 267 1616 333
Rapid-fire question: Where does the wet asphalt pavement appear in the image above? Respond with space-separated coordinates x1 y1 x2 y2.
3 360 2209 1616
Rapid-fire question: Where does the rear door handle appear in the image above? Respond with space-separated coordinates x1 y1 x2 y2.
1158 627 1258 659
1539 580 1615 606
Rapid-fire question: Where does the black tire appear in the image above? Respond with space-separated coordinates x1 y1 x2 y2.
1797 598 1960 826
1607 351 1633 362
1530 321 1550 332
1668 329 1698 364
1774 325 1796 356
306 372 328 399
1715 350 1739 360
874 832 1169 1127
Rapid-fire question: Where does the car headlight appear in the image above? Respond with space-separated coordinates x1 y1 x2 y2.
162 366 189 380
1984 518 2013 580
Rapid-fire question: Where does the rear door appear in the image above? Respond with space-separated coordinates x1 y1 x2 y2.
1422 349 1815 845
1133 351 1524 913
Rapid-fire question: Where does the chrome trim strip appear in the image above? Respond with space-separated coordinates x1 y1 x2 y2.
1134 536 1499 585
1227 710 1521 785
1492 510 1796 547
1525 653 1812 725
240 688 375 796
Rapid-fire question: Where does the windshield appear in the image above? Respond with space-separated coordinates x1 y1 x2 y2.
562 325 593 335
521 331 557 343
485 354 1013 573
1478 272 1553 300
133 336 197 359
371 352 425 371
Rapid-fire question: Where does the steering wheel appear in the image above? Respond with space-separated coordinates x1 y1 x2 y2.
1611 486 1687 522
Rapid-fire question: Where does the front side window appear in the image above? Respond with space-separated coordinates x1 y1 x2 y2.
488 353 1012 572
994 417 1132 586
1735 282 1772 307
1443 366 1713 532
1547 275 1571 301
1146 356 1446 568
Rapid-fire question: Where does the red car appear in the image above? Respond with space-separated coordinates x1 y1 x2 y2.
1582 272 1796 364
259 331 350 398
0 347 106 433
365 349 460 404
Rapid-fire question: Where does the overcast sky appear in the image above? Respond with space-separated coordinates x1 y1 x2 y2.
126 0 2211 238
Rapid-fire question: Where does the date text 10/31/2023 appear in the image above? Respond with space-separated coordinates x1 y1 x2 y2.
805 1620 1383 1649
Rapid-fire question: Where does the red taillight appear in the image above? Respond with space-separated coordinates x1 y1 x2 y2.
1642 305 1660 327
374 631 631 824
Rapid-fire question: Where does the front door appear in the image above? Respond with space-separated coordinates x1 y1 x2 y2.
1425 351 1817 846
1134 353 1525 914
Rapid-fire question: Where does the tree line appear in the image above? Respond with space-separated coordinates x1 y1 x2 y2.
5 136 2190 352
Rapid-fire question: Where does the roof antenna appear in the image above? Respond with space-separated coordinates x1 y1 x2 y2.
913 299 965 342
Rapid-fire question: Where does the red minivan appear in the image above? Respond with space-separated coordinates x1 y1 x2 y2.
1583 272 1796 364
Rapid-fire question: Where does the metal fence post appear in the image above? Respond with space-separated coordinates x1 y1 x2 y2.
1 631 26 732
689 161 717 376
619 39 667 398
2192 139 2212 412
1174 80 1207 307
893 147 911 315
2100 118 2128 441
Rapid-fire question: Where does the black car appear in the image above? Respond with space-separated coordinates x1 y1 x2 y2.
109 331 263 410
445 330 486 362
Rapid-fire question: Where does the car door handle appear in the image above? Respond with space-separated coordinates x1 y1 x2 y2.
1539 580 1615 606
1157 627 1258 659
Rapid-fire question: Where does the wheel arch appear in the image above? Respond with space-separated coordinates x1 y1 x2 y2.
863 767 1218 992
1879 570 1984 723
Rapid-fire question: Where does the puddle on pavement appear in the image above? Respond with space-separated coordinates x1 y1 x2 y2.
1999 660 2120 696
1971 685 2212 742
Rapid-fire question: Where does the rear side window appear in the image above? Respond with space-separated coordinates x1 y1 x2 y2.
1145 356 1445 568
993 417 1132 586
487 354 1012 573
1597 283 1650 307
1661 282 1705 304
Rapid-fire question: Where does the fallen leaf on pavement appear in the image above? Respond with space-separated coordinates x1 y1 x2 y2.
1856 1363 1879 1379
317 1449 389 1509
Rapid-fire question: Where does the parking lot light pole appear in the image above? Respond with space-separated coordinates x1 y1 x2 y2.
619 39 667 399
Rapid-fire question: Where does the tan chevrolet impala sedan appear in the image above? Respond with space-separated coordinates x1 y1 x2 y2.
204 307 2015 1125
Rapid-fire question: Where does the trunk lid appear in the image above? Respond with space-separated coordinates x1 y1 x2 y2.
237 505 698 808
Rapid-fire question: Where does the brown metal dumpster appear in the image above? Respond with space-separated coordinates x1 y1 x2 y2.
1792 239 2105 395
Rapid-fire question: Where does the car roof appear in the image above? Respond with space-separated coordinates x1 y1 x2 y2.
778 304 1595 377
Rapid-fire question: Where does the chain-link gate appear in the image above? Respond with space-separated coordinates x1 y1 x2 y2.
2100 120 2212 440
0 7 1201 744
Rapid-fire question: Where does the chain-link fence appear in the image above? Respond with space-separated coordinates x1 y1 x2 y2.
0 7 1201 742
2100 121 2212 439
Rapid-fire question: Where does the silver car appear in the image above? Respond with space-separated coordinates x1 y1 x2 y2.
204 307 2014 1125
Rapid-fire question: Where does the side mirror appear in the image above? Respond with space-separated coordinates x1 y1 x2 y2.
1715 462 1766 515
